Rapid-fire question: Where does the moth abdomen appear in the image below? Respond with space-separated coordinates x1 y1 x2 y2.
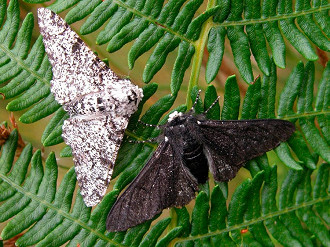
183 144 209 184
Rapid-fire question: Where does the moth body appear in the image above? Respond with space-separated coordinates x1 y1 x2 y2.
165 111 209 184
107 108 295 231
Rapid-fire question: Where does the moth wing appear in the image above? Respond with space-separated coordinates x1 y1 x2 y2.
37 8 120 106
106 140 198 232
62 115 127 207
198 119 295 181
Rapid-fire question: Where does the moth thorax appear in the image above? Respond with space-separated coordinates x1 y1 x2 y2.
168 111 183 122
109 82 143 115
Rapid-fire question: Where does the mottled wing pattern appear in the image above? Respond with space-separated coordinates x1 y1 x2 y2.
62 116 127 206
38 8 143 206
38 8 112 106
106 141 198 232
198 119 295 181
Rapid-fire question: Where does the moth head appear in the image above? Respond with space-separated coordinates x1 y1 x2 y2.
167 111 189 126
168 111 182 122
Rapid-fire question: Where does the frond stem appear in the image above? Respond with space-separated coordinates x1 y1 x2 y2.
280 110 329 120
171 196 330 244
0 41 49 86
0 173 126 247
185 0 217 108
214 5 330 27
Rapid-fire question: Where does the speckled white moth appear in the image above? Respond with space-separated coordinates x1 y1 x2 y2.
38 8 143 207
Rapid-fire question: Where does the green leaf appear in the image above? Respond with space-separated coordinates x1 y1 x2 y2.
42 108 68 146
296 0 330 52
2 152 58 240
258 59 277 118
278 61 304 117
315 62 330 144
262 166 302 247
48 0 80 13
227 179 252 243
190 191 209 236
279 169 314 247
65 0 102 25
204 85 220 120
205 26 226 83
221 75 240 120
288 131 317 169
170 41 195 95
275 142 303 170
155 226 182 247
139 218 171 247
278 0 318 61
313 163 330 225
241 77 261 119
295 167 330 246
296 62 330 162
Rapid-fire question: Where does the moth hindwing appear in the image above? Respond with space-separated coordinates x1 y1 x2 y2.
106 110 295 231
37 8 143 207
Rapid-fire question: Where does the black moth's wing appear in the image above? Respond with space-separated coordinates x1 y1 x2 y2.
198 119 295 181
106 140 198 232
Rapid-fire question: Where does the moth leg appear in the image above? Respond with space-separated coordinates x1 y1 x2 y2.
138 120 161 129
128 137 158 144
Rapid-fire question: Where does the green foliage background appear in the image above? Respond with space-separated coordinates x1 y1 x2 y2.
0 0 329 246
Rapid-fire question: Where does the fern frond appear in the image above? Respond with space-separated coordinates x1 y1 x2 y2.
277 61 330 164
0 65 329 246
0 130 168 246
171 163 329 246
43 0 329 88
0 0 61 124
207 0 329 83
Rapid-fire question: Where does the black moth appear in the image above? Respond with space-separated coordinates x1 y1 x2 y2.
106 93 295 232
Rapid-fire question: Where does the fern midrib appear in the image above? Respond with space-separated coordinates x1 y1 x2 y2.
185 23 213 107
0 173 126 246
281 110 330 120
215 4 330 27
171 196 330 244
112 0 191 44
0 40 49 86
185 0 217 108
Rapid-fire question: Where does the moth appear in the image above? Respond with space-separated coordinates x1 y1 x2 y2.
38 8 143 207
106 95 295 231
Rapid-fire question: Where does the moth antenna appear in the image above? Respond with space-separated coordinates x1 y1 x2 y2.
190 89 202 111
204 96 221 114
138 120 160 129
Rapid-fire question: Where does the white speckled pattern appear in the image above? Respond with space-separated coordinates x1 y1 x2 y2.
38 8 143 207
